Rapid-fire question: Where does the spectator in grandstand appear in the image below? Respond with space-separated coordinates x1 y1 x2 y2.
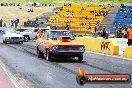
93 22 100 38
5 3 8 6
55 11 58 14
105 11 108 15
100 27 109 39
85 16 88 20
71 10 74 13
80 7 86 10
90 10 94 13
66 14 69 18
116 23 122 30
115 29 122 38
113 23 118 29
10 20 14 27
66 9 70 12
120 4 125 8
127 24 132 46
49 4 52 7
68 3 71 6
124 15 131 19
44 4 47 6
86 22 91 30
56 18 60 22
128 9 132 13
65 20 70 30
124 15 128 19
70 14 74 18
64 3 66 6
102 5 106 9
14 20 18 28
98 10 102 15
80 16 83 20
1 3 3 6
16 18 19 23
103 11 106 16
59 7 63 11
3 23 6 27
81 22 86 26
122 27 128 38
27 8 34 12
17 3 20 6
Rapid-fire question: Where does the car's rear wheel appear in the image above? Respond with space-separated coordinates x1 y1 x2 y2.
46 49 52 61
24 35 30 42
3 40 5 43
24 37 28 42
20 41 23 44
37 47 44 58
78 54 83 62
3 40 7 44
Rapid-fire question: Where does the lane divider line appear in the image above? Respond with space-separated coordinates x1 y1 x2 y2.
0 61 23 88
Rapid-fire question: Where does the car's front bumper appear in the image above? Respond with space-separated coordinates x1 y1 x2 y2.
5 39 23 43
49 50 84 57
50 50 84 53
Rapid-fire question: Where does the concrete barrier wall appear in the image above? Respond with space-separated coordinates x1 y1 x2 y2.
124 46 132 58
76 37 119 55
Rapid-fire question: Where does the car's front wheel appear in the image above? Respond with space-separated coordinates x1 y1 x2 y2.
37 47 44 58
46 49 52 61
78 54 83 62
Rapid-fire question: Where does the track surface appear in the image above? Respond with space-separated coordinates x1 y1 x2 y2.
0 64 16 88
0 34 132 88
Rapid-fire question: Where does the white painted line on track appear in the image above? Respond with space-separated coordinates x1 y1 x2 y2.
86 51 132 60
0 61 23 88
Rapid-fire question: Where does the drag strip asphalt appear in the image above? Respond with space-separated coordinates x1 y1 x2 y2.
0 41 131 88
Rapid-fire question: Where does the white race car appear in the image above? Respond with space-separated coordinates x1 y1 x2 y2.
2 31 24 44
20 26 50 42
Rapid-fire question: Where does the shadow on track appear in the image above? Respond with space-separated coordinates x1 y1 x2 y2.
49 57 82 63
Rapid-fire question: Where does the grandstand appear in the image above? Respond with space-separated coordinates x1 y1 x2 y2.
110 6 132 33
45 4 111 33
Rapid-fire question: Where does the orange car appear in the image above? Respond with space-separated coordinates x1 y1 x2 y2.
35 30 85 61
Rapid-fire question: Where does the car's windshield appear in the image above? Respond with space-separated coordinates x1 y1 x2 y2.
47 31 75 39
24 29 32 32
0 30 5 34
5 30 14 34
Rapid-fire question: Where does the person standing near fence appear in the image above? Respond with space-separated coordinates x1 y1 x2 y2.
93 22 100 37
127 24 132 46
0 18 3 27
37 27 43 38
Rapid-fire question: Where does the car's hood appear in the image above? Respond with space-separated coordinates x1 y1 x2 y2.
3 33 24 37
44 26 50 29
49 40 84 46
